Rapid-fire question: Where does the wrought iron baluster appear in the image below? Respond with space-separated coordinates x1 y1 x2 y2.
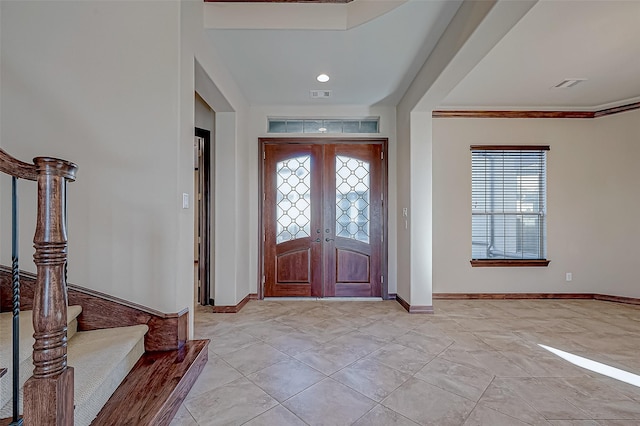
11 176 24 425
64 180 68 288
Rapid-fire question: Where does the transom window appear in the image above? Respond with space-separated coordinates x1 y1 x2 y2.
471 145 549 267
268 118 379 134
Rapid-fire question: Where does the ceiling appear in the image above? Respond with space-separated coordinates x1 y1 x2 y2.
207 0 353 2
204 0 640 110
204 0 462 105
441 0 640 111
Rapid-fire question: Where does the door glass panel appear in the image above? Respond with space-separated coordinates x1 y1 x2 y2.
276 156 311 244
336 156 370 243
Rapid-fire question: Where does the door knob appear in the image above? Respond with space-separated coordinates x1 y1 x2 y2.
325 238 334 242
315 238 321 242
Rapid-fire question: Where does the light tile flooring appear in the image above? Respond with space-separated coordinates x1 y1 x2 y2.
171 299 640 426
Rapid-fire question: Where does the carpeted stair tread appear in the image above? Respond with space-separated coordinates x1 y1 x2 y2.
70 325 149 425
0 305 82 366
0 305 82 412
0 322 148 426
69 325 148 408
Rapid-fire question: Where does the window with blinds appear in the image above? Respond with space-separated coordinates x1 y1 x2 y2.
471 145 549 265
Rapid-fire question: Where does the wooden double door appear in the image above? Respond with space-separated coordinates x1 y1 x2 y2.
263 140 386 298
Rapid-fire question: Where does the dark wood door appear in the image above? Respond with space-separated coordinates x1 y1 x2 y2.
264 144 323 297
264 142 384 298
324 144 382 297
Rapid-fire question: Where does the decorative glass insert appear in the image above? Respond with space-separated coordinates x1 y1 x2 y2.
335 156 370 243
268 118 379 134
276 156 311 244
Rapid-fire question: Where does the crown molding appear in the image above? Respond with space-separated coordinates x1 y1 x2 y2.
593 101 640 118
433 101 640 119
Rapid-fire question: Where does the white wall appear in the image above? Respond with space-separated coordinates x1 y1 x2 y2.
395 1 496 309
248 105 398 295
395 107 412 302
1 1 182 313
394 0 536 308
0 0 251 329
408 113 433 305
180 0 251 308
432 109 640 299
195 95 214 132
0 2 2 263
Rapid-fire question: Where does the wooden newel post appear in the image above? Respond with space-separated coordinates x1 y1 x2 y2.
23 157 78 426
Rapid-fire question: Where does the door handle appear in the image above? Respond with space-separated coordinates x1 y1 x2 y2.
325 238 334 242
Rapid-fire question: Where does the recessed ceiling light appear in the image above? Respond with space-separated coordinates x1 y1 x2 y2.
317 74 330 83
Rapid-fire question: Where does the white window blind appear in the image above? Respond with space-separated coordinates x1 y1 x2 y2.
471 146 548 260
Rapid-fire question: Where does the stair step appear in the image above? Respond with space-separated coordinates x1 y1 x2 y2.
0 306 82 411
0 324 148 426
91 340 209 426
71 324 149 426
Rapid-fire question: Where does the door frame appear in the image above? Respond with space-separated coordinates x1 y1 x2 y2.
258 137 389 300
195 127 212 305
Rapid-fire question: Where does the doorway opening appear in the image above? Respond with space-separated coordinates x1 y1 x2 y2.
195 127 213 305
259 138 388 299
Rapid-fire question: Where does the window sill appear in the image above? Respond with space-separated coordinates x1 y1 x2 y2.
470 259 550 267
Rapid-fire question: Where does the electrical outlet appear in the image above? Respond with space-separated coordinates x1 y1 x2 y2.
565 272 572 282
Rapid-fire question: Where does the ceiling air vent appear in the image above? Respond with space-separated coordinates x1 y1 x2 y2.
310 90 332 99
554 78 587 89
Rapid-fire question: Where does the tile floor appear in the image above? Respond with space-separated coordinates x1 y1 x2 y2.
171 299 640 426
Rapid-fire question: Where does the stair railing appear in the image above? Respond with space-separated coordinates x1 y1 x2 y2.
1 149 77 425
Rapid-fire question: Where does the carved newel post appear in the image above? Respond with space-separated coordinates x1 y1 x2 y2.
23 157 78 426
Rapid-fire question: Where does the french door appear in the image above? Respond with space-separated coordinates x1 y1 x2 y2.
262 139 386 298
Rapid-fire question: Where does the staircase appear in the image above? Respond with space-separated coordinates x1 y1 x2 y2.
1 307 148 425
0 148 208 425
